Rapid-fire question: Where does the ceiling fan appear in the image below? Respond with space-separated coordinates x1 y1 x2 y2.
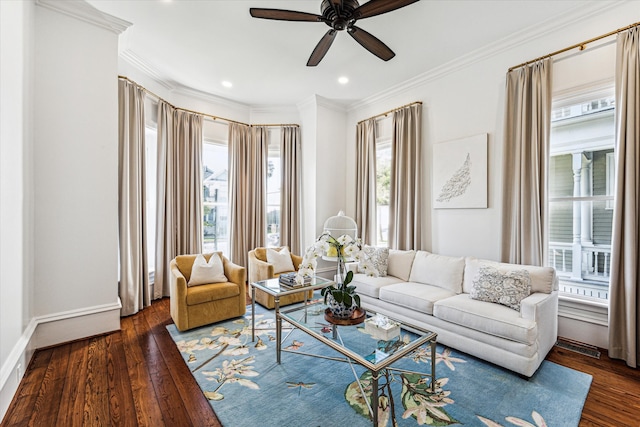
249 0 420 66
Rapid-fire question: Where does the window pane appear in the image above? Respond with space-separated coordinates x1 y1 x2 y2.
548 91 615 301
145 126 157 278
266 153 281 247
203 142 229 256
376 143 391 246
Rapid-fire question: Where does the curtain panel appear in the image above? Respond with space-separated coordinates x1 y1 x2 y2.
500 59 552 266
118 79 149 316
389 103 423 250
355 118 377 245
280 126 302 255
609 26 640 368
229 123 267 267
154 102 204 298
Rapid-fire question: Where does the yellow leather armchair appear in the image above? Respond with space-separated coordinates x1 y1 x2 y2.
170 252 246 331
248 247 313 309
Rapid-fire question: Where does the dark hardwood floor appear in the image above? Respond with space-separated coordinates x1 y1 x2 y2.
2 296 640 426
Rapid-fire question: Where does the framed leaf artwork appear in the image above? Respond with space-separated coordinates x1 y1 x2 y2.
433 133 487 209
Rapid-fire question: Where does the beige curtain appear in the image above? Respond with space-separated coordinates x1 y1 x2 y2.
229 123 267 267
389 104 422 250
609 26 640 368
280 126 302 255
154 102 204 298
501 59 552 266
118 79 149 316
355 118 377 245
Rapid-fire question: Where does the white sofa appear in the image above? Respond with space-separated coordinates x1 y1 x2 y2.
350 250 558 377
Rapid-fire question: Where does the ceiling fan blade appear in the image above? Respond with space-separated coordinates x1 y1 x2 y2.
347 25 395 61
307 29 338 66
249 8 322 22
352 0 420 20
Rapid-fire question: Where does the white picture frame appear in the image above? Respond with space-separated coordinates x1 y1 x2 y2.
433 133 488 209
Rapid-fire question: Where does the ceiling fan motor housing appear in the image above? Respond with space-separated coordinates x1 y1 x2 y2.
321 0 360 30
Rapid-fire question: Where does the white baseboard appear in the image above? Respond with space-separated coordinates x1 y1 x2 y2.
0 300 121 421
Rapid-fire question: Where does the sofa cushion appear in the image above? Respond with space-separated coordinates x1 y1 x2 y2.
186 282 240 305
359 245 389 277
379 282 457 315
188 253 228 287
409 251 465 294
433 294 538 345
387 249 416 281
470 266 531 311
351 273 404 298
463 257 556 294
267 247 295 274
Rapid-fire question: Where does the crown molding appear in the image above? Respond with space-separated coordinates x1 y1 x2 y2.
172 84 250 111
348 1 624 111
120 50 175 91
36 0 131 34
250 105 300 115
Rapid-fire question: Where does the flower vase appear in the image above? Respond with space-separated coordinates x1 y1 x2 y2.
326 293 357 319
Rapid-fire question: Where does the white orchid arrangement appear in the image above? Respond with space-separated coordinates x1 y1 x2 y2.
295 232 378 308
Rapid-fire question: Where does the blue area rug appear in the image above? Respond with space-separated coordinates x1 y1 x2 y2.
166 302 591 427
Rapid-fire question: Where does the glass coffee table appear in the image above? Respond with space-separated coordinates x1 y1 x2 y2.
279 302 437 427
249 276 333 348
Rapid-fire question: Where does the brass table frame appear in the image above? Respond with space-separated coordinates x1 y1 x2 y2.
279 302 437 427
249 276 333 363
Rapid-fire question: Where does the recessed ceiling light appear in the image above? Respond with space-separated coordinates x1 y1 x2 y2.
221 81 233 88
338 76 349 85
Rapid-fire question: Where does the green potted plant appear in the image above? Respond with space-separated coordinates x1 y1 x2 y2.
296 232 371 319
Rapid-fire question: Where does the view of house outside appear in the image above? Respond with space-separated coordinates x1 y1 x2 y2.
203 142 229 257
549 93 615 301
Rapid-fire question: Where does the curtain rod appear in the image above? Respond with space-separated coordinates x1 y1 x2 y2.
509 21 640 72
117 76 299 128
357 101 422 125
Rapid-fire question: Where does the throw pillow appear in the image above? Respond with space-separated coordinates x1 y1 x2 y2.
359 245 389 277
267 246 295 274
188 253 228 287
387 249 416 281
470 266 531 311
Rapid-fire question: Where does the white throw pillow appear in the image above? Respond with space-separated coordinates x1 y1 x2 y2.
267 247 295 274
188 253 228 287
359 245 389 277
387 250 416 282
470 265 531 311
409 251 465 294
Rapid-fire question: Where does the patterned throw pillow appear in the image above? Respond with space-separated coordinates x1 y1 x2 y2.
359 245 389 277
470 265 531 311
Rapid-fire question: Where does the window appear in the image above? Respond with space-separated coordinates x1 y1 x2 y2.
145 126 158 283
548 90 615 301
375 117 392 247
202 120 229 257
266 129 281 247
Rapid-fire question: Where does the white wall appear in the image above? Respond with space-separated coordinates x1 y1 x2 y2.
0 0 34 417
344 2 640 347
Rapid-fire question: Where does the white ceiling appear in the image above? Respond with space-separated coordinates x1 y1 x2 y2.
87 0 589 107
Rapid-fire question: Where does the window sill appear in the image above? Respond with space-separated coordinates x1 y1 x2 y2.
558 294 608 326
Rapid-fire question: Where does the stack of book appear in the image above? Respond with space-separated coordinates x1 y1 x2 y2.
279 273 311 288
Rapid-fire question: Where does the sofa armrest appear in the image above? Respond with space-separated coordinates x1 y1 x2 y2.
223 257 247 303
170 260 188 302
345 262 359 273
248 251 274 283
521 290 558 358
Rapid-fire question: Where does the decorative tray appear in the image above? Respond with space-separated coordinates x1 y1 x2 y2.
324 308 366 325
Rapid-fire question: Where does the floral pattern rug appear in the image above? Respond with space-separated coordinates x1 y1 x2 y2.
166 303 591 427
